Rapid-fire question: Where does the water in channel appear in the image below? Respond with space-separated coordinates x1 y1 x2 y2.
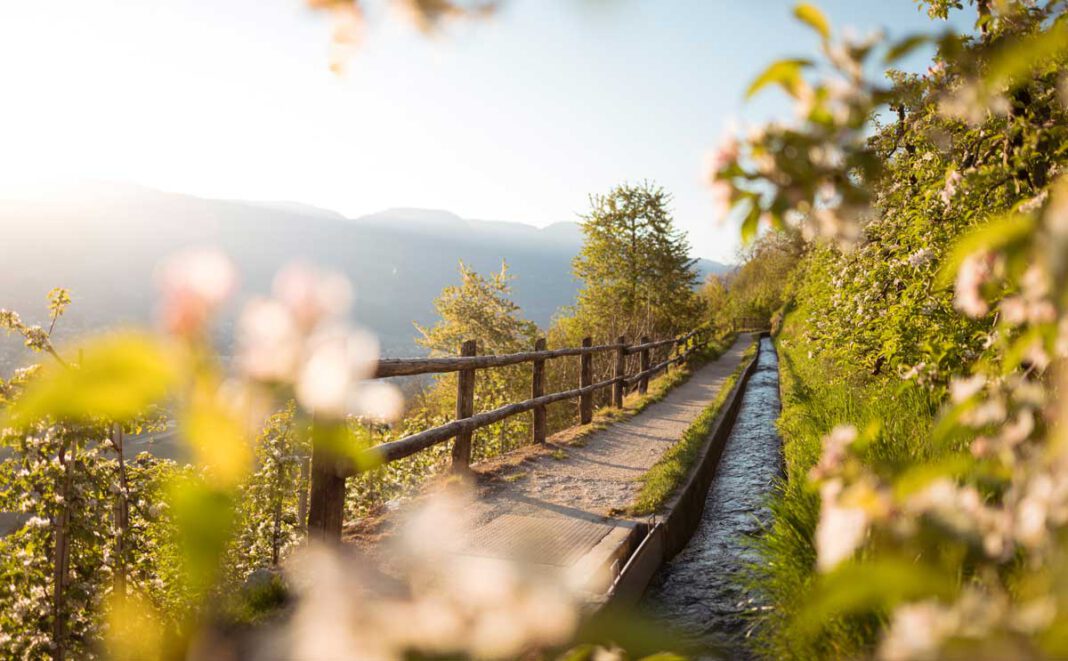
641 336 782 658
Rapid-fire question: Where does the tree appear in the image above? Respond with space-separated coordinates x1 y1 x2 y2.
571 181 701 341
416 261 538 458
416 261 536 356
719 230 803 328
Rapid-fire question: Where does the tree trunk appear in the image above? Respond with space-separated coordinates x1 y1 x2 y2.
52 439 74 661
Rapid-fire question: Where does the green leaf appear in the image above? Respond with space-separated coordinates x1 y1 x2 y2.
795 558 957 635
936 213 1035 288
168 477 236 594
740 199 763 243
6 331 179 425
884 34 930 64
986 19 1068 90
746 58 812 99
794 3 830 41
893 455 975 499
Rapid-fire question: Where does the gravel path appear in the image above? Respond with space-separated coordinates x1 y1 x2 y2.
473 335 751 521
456 335 754 567
348 336 754 581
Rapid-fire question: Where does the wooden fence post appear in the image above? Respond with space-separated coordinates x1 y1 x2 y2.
451 340 477 471
531 338 547 444
638 335 650 395
612 336 626 408
579 337 593 424
297 454 310 532
307 437 346 543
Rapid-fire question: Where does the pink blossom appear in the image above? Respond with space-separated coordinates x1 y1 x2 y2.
237 298 302 382
157 248 237 336
940 169 962 208
273 263 353 331
949 374 985 404
295 328 380 418
709 178 733 222
810 425 857 480
815 479 869 571
880 600 954 661
1015 475 1054 548
954 252 994 318
352 381 405 422
707 132 740 173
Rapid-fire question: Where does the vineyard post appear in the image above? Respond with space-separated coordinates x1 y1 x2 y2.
52 438 75 661
639 336 650 394
307 432 346 542
297 455 310 533
579 337 593 424
451 340 477 471
612 336 626 408
270 426 290 566
112 424 130 597
531 338 547 444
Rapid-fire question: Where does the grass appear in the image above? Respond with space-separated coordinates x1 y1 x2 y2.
628 340 759 516
744 319 941 660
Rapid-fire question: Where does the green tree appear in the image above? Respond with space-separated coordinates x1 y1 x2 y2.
416 261 538 459
721 230 803 329
571 182 701 342
416 261 537 356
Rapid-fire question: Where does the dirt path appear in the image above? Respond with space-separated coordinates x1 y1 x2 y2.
472 335 753 524
347 335 754 593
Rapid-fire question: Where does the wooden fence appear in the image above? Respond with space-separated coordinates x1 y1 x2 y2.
307 327 714 540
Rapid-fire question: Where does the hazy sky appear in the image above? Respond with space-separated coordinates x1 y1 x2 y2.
0 1 971 262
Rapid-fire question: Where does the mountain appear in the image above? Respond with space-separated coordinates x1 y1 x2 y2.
0 183 729 368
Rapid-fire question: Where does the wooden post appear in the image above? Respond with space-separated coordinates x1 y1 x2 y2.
111 425 129 598
297 454 310 532
579 337 593 424
451 340 477 471
52 439 74 661
531 338 547 444
639 335 650 395
612 336 626 408
307 438 346 542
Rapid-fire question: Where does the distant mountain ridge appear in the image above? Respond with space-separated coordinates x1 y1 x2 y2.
0 183 729 368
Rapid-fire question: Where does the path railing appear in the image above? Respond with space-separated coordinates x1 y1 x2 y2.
307 327 715 540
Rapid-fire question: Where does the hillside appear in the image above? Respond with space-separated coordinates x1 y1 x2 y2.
0 182 727 367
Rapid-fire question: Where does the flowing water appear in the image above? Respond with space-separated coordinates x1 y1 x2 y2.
641 336 782 658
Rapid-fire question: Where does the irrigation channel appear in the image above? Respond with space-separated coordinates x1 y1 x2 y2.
641 336 782 657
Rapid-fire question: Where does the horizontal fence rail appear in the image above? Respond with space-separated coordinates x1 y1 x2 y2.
309 326 715 539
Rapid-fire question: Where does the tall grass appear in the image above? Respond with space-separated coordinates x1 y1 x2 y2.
746 322 940 660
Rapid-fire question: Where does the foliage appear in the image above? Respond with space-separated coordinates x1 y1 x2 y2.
714 1 1068 658
702 230 804 329
226 402 310 581
417 260 538 460
570 181 702 342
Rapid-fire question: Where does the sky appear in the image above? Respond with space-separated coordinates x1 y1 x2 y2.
0 0 973 263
